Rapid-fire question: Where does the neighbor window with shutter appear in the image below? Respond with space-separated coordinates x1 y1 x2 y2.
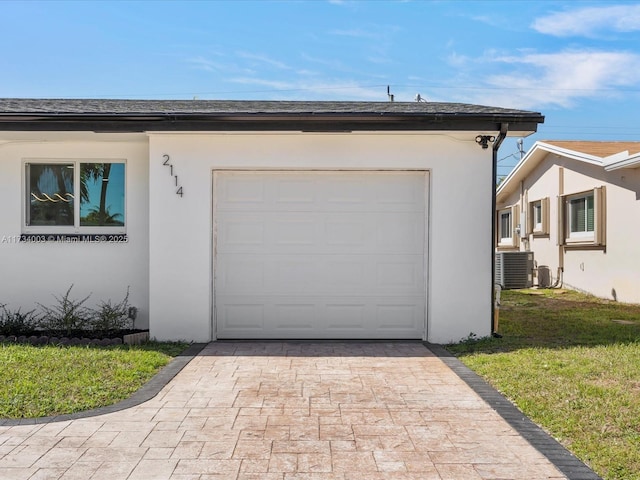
529 197 550 235
558 187 605 246
497 205 520 248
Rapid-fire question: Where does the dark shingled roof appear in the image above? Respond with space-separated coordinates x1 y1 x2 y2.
0 98 544 133
0 98 537 115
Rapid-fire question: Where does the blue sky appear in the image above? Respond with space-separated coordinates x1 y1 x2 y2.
3 0 640 178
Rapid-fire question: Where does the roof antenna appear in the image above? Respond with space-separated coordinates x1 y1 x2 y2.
517 138 525 159
387 85 394 102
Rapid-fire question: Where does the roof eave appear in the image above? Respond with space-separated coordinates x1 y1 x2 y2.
0 112 544 134
604 153 640 171
496 141 604 202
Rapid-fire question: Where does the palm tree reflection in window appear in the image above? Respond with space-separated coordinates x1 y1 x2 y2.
80 163 125 226
28 164 75 226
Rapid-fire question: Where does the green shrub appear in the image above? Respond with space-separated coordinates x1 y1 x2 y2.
90 287 132 332
37 284 92 335
0 304 38 335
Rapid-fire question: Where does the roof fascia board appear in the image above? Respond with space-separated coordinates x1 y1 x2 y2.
0 110 543 134
536 141 603 166
0 120 541 133
605 151 640 171
496 141 545 198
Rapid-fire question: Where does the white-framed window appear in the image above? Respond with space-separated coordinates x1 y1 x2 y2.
497 205 519 248
529 197 549 235
568 193 594 238
24 160 126 234
559 187 605 246
499 209 512 244
532 201 543 230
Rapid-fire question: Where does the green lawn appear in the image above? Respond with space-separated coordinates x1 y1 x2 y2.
0 341 187 418
446 289 640 480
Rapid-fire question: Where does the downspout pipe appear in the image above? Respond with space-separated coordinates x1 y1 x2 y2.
491 123 508 336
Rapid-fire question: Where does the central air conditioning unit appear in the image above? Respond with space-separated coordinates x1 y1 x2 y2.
495 251 534 289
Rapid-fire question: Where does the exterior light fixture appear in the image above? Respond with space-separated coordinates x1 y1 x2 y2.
475 135 496 149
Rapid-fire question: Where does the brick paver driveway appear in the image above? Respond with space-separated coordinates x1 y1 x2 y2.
0 342 569 479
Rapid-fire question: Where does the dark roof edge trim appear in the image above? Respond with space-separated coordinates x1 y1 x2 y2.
0 113 544 133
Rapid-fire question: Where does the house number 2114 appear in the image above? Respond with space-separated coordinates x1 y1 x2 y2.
162 154 184 197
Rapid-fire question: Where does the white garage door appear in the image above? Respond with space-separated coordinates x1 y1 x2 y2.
214 171 427 339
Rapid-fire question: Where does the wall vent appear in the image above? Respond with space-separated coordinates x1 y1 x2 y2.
495 252 534 289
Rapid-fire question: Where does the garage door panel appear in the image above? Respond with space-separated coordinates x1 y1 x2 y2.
216 172 425 213
274 260 318 290
217 254 424 296
273 219 319 246
218 176 266 205
325 219 366 246
376 175 425 206
216 296 424 339
376 302 423 331
273 304 316 330
218 297 318 337
377 261 423 290
215 171 427 339
376 212 424 252
324 304 366 330
218 257 265 289
217 211 423 255
273 179 316 204
325 179 369 206
220 304 265 331
220 217 265 247
325 260 365 287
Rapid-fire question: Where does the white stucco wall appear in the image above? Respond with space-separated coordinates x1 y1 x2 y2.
561 161 640 303
148 132 494 344
499 152 640 304
0 134 150 328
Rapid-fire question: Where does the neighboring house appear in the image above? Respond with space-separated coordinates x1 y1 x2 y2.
496 140 640 302
0 99 543 343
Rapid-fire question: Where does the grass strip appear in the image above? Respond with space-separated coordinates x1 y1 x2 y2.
0 342 187 418
447 289 640 480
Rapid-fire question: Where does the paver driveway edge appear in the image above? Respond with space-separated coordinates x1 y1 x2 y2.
0 343 208 427
425 343 601 480
1 340 602 480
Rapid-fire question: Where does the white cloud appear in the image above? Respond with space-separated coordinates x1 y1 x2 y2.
447 52 470 68
329 28 380 40
236 52 292 71
229 77 294 90
228 77 383 100
327 24 400 66
477 50 640 109
301 53 346 71
296 69 318 76
329 24 400 40
532 4 640 37
300 53 388 78
186 56 254 75
186 56 220 73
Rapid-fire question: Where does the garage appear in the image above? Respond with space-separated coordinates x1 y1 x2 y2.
214 171 428 339
0 99 545 343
